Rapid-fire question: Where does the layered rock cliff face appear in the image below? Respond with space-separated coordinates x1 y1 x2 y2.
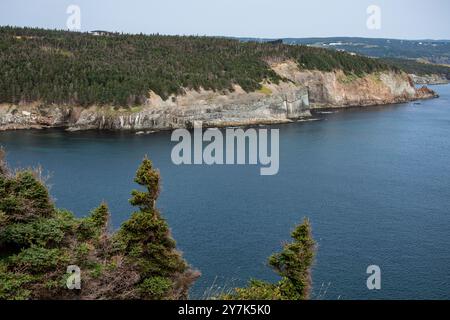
0 61 437 131
0 103 71 131
270 61 437 109
71 82 310 131
0 82 310 131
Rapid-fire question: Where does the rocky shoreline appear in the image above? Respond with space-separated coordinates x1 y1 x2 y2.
0 64 439 132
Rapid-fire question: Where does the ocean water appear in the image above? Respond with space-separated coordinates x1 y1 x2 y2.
1 84 449 300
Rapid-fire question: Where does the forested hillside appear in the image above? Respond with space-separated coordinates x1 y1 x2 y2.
0 27 393 107
381 58 450 79
277 37 450 65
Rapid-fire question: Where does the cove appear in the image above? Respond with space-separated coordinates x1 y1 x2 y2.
1 84 449 300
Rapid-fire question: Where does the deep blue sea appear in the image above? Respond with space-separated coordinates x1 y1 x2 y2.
1 85 449 300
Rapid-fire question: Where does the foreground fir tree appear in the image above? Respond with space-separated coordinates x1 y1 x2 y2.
0 150 199 299
0 149 316 300
223 219 315 300
113 157 200 299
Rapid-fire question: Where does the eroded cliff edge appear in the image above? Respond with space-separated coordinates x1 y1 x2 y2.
0 61 437 131
271 61 437 109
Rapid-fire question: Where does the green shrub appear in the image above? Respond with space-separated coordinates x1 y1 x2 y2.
1 214 75 247
90 203 109 229
0 267 34 300
9 246 69 273
89 263 103 279
139 276 173 299
77 218 97 241
77 204 110 241
75 242 91 262
224 280 281 300
0 170 53 222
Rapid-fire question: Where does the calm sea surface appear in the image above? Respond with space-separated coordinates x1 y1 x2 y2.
1 85 449 299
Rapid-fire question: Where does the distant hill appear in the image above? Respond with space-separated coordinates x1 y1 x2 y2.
242 37 450 65
381 58 450 80
240 37 450 80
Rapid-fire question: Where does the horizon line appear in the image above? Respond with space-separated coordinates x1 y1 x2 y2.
2 25 450 42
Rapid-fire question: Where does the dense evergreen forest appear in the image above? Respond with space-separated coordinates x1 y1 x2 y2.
0 26 393 107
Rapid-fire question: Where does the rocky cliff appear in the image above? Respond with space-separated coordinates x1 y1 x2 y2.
0 61 437 131
0 82 310 131
270 61 437 109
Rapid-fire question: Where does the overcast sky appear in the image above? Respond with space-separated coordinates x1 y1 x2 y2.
1 0 449 40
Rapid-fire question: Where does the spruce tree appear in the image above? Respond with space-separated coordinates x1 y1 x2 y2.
268 219 315 300
0 152 198 300
115 156 199 299
224 219 315 300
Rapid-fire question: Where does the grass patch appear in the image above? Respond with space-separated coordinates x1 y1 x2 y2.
258 85 272 95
